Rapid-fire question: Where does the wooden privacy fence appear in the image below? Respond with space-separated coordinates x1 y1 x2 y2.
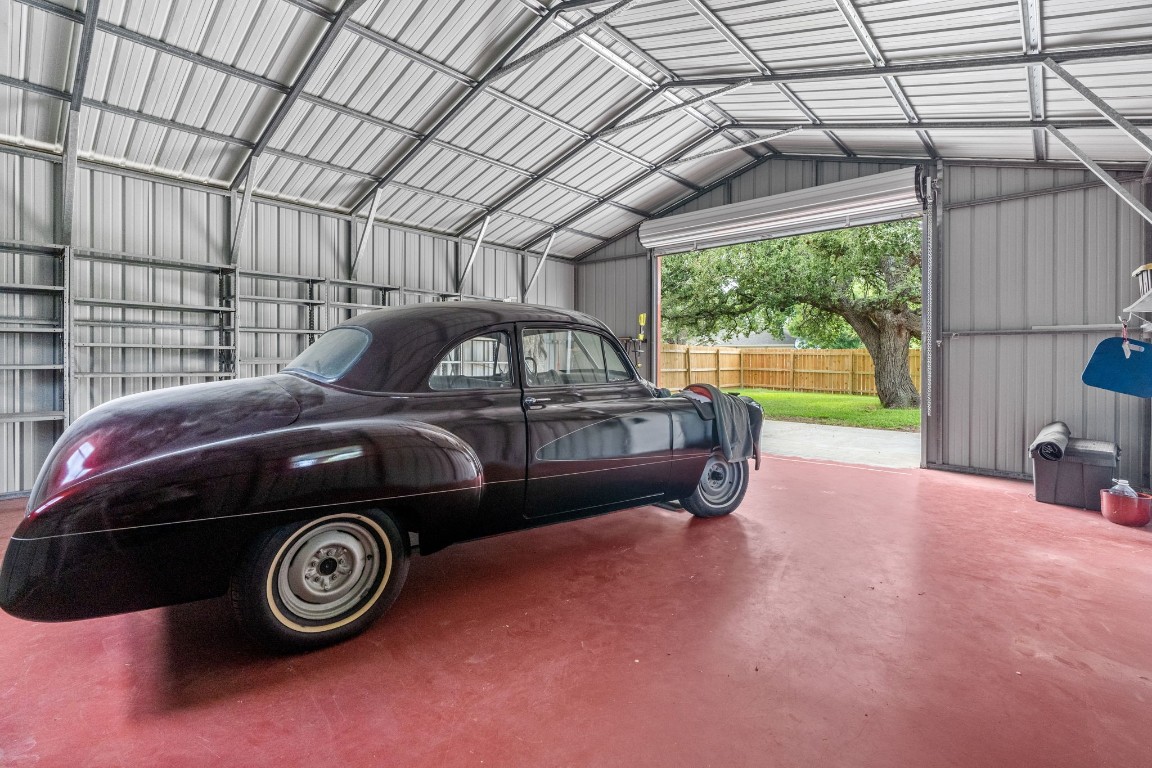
660 345 922 397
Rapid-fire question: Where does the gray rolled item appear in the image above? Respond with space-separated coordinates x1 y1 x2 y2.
1029 421 1071 461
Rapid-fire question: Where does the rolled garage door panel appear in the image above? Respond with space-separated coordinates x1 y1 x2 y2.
638 166 924 255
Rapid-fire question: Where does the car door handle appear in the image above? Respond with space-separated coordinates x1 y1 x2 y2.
523 397 551 409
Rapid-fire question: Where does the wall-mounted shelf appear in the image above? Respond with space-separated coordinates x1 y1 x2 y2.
0 326 64 333
0 283 65 294
237 270 326 373
73 371 236 379
0 411 66 423
327 279 396 321
0 244 69 427
71 250 236 390
74 297 235 313
238 327 321 335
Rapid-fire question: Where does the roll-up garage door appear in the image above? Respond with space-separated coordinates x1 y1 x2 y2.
638 166 924 255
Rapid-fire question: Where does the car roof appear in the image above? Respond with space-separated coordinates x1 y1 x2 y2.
329 301 616 392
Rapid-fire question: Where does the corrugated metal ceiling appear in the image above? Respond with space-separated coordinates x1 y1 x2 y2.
2 0 1151 259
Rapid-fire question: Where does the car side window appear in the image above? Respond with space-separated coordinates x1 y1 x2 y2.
428 332 514 390
523 329 634 387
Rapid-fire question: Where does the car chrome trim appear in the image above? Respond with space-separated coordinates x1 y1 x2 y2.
10 486 477 542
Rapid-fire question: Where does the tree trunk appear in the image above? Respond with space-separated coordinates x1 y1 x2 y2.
841 311 920 409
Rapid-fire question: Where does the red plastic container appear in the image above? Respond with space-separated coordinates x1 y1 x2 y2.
1099 490 1152 527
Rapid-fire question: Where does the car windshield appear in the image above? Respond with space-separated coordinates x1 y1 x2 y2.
284 327 371 381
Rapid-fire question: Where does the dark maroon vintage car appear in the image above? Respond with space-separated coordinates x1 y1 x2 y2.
1 302 762 651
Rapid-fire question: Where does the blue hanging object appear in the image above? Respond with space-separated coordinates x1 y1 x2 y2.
1082 319 1152 397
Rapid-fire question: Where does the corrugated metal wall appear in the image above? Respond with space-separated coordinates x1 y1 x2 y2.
1 152 60 492
938 165 1149 483
1 150 575 494
578 158 1149 485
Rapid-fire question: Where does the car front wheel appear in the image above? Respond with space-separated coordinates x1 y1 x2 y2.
231 510 409 652
680 456 749 518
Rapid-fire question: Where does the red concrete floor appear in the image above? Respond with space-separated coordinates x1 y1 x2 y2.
2 457 1152 768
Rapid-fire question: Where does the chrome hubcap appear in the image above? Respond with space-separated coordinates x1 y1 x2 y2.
699 457 741 506
278 522 381 622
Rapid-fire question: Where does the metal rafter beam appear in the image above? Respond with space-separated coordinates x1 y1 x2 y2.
1047 126 1152 226
684 0 852 157
61 0 99 245
1020 0 1047 160
231 0 369 191
1043 58 1152 157
680 0 805 119
84 98 255 147
572 149 782 262
68 0 99 112
732 119 1152 131
15 0 292 93
536 1 764 160
0 73 69 101
449 88 672 239
297 93 421 138
666 43 1152 89
667 128 801 166
3 74 656 220
519 129 723 252
830 0 935 158
831 0 886 66
453 0 771 245
599 81 751 137
491 0 636 82
100 21 288 93
383 182 605 238
346 20 474 86
318 0 752 201
346 10 558 214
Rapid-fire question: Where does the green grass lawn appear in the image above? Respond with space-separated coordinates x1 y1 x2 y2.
727 389 921 432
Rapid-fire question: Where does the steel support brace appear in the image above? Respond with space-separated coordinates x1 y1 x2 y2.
1047 127 1152 226
523 232 555 301
230 156 259 264
1043 59 1152 157
458 217 491 292
350 188 382 280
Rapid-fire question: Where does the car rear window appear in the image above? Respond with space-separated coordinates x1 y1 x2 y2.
284 327 371 381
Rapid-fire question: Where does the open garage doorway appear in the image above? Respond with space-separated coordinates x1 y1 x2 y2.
640 167 933 468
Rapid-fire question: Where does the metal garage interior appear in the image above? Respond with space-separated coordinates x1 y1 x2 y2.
2 0 1152 764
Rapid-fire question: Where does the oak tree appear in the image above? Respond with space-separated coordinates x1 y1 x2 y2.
661 220 922 408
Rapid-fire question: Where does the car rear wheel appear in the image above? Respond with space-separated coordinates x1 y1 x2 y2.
231 510 408 652
680 456 749 518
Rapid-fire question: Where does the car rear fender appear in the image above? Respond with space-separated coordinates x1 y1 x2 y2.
15 418 485 543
